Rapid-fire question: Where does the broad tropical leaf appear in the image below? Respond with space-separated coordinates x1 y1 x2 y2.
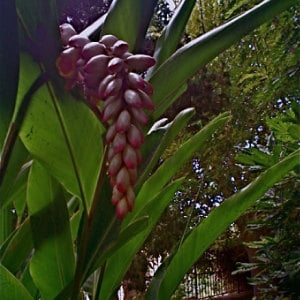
19 55 104 208
138 107 195 188
149 0 299 119
97 178 184 300
0 263 33 300
28 162 75 300
146 149 300 299
130 112 230 222
150 0 196 72
102 0 158 51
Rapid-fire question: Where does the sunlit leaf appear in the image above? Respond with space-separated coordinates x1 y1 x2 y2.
19 55 104 208
150 0 196 73
149 0 298 119
148 149 300 299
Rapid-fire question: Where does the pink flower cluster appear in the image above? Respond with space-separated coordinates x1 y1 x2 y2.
56 24 155 219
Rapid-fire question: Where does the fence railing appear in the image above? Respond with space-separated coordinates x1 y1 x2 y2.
183 267 251 299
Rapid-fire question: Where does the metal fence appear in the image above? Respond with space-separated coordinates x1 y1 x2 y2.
183 269 250 299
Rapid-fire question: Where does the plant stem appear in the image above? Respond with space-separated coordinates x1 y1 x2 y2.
71 146 110 300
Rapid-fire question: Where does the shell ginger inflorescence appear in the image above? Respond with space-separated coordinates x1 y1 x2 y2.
56 24 156 219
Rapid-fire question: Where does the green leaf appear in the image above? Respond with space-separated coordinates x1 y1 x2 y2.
19 54 104 208
150 0 196 73
102 0 157 51
98 178 184 300
78 179 121 283
149 149 300 299
0 219 32 275
131 112 230 221
0 0 19 147
28 161 75 300
98 113 228 299
149 0 299 119
92 216 149 272
0 263 33 300
20 265 39 299
138 107 195 188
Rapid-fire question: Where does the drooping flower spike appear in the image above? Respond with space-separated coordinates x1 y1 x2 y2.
56 24 156 219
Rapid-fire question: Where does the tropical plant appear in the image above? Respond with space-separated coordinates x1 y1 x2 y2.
234 102 300 299
0 1 299 300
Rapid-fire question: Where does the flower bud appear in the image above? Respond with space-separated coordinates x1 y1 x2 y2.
105 123 117 144
128 168 137 185
138 90 155 110
103 78 123 98
83 71 102 89
111 186 124 205
108 153 122 176
129 107 148 125
124 89 142 108
108 57 125 74
111 40 129 57
97 74 115 99
116 167 130 193
108 146 115 161
123 145 137 169
127 72 153 95
99 34 119 48
113 132 126 153
126 187 135 211
56 47 80 78
127 124 144 148
60 23 77 46
116 110 131 132
84 54 110 74
68 35 90 48
116 197 128 219
125 54 156 71
102 98 122 122
82 42 106 61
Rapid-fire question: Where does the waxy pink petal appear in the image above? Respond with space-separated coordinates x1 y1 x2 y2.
127 124 144 148
108 57 125 74
111 186 124 205
125 54 156 71
68 35 90 48
116 110 131 132
108 153 122 176
116 167 130 193
113 133 126 153
129 107 148 125
105 124 117 144
84 54 109 74
82 42 106 61
111 40 129 57
103 78 123 98
123 145 137 169
60 23 77 46
124 89 143 108
99 34 118 48
102 98 122 122
126 187 135 211
116 197 128 219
